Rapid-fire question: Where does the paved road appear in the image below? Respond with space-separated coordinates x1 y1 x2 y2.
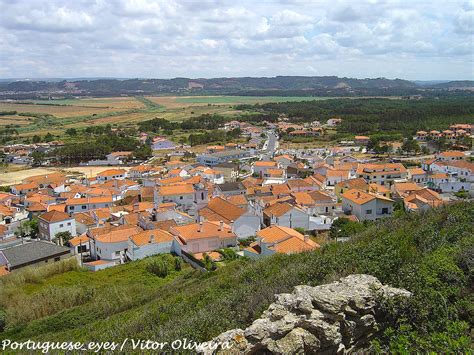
260 131 278 160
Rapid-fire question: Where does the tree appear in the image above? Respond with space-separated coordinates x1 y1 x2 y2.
65 128 77 136
16 218 39 238
329 217 365 240
55 231 73 245
43 132 54 142
31 151 45 166
401 137 420 155
32 135 41 143
133 145 152 161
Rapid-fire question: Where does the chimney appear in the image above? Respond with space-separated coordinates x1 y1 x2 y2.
149 234 154 243
304 234 309 243
219 220 223 231
199 221 203 232
357 192 360 198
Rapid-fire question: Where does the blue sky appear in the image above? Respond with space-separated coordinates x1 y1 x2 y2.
0 0 473 80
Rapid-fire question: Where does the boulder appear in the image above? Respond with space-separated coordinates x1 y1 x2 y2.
199 274 411 354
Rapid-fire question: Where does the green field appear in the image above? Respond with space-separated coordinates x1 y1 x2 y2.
174 95 333 104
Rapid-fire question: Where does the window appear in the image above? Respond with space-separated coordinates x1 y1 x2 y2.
180 196 183 200
67 222 71 226
82 205 87 209
70 206 75 210
59 224 64 228
366 209 372 214
115 251 121 256
54 257 60 262
381 208 389 214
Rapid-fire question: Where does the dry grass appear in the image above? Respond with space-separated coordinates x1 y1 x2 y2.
0 257 80 289
0 166 132 186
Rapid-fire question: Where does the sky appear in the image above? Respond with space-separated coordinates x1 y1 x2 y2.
0 0 473 80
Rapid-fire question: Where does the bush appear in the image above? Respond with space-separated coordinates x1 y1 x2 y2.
146 260 169 278
174 257 182 271
219 248 238 261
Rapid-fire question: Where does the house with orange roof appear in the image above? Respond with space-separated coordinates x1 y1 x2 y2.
96 169 127 182
126 229 175 261
408 167 428 184
262 168 286 184
403 188 445 212
263 202 309 229
11 181 38 195
368 183 391 198
74 212 98 234
440 160 474 182
449 123 472 135
128 165 163 179
287 178 317 193
335 178 369 198
245 225 319 259
356 163 407 186
88 225 142 265
24 173 67 189
325 169 351 187
138 208 193 230
274 154 294 168
38 210 77 242
68 233 91 256
427 171 471 193
224 194 248 208
170 221 237 255
341 189 394 221
307 190 339 215
206 145 225 153
65 196 113 213
354 136 370 145
253 160 279 177
427 173 451 187
155 184 198 212
303 174 326 190
197 197 260 238
415 131 428 141
436 151 465 162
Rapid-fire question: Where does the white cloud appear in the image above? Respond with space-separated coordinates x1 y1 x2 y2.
0 0 472 80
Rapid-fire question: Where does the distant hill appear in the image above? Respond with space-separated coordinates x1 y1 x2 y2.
431 80 474 89
0 76 472 99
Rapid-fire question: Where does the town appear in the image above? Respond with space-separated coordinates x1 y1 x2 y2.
0 116 472 274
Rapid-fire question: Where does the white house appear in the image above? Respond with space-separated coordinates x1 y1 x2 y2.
341 189 394 221
244 225 319 259
170 221 237 255
96 169 127 182
262 202 309 230
197 197 261 239
38 210 77 242
89 225 142 266
126 230 175 261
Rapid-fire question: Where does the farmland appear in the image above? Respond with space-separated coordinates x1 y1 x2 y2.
0 95 323 137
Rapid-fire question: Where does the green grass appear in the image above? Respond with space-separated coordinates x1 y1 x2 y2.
0 202 472 353
0 254 191 333
174 96 334 104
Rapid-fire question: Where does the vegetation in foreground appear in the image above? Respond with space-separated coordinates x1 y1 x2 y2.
0 203 472 353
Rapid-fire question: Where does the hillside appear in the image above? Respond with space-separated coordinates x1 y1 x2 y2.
0 76 422 99
0 202 472 353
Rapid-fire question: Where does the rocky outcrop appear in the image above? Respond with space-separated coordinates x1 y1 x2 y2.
200 274 411 354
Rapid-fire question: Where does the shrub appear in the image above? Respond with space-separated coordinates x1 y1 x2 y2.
174 257 182 271
146 260 169 278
